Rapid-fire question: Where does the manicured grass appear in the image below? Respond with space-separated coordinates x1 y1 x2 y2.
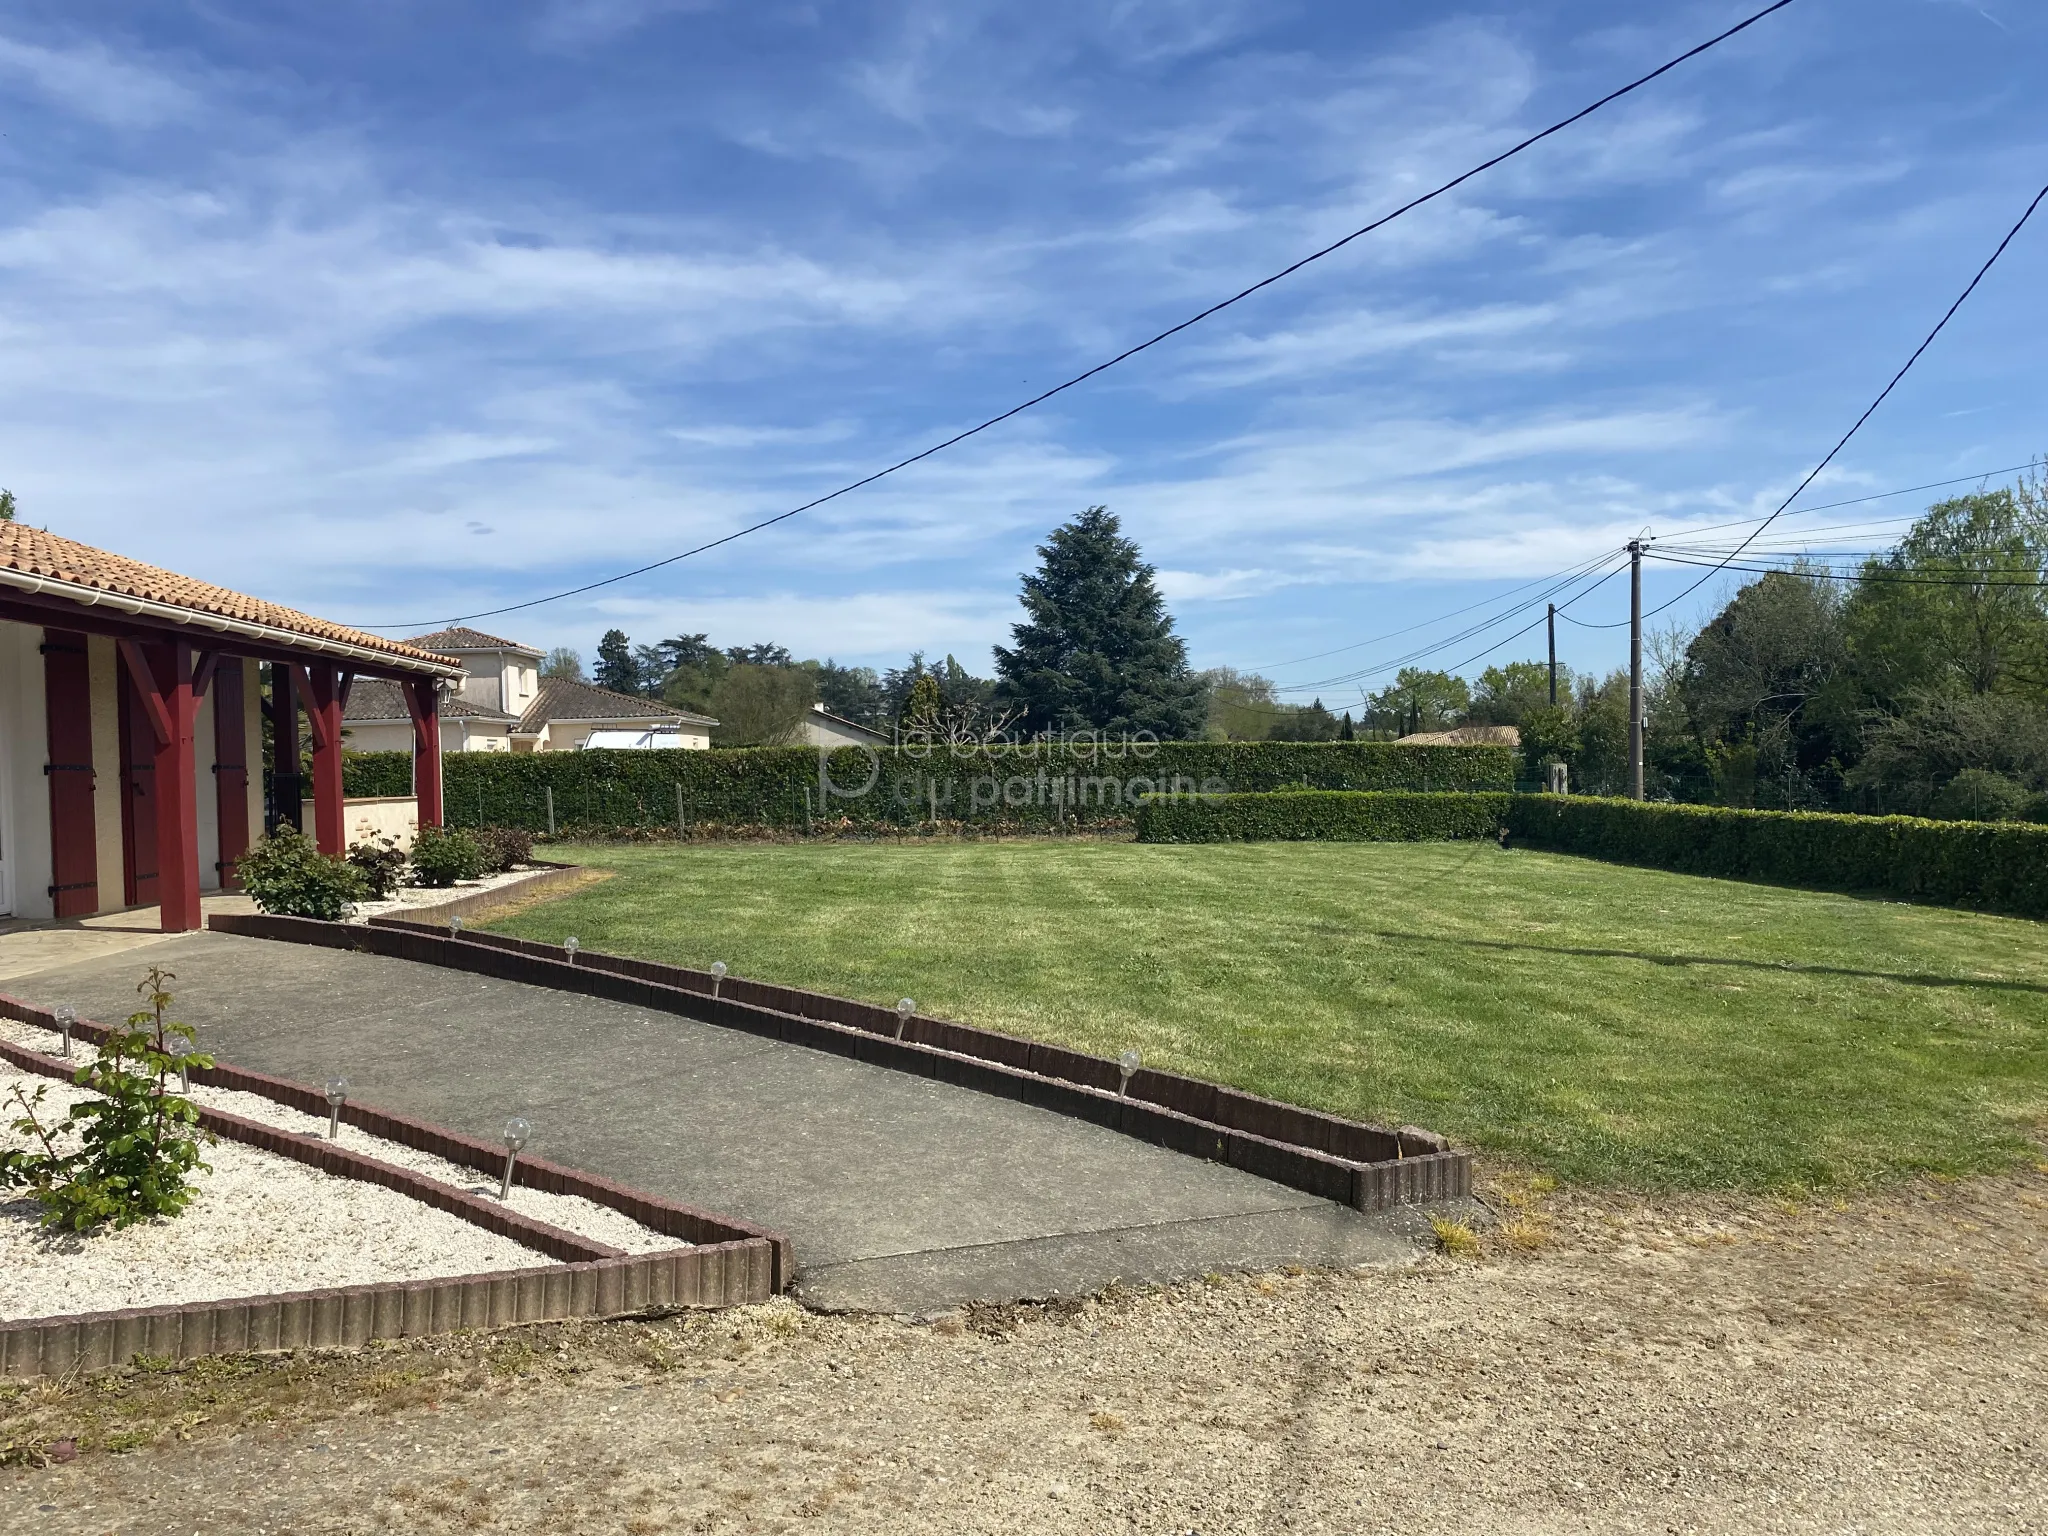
488 840 2048 1192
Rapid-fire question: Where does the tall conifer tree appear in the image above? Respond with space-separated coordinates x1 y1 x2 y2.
994 506 1206 738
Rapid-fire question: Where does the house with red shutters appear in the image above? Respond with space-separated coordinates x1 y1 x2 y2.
0 524 460 932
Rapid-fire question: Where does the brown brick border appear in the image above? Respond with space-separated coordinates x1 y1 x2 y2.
213 912 1474 1212
0 1001 787 1378
374 860 594 926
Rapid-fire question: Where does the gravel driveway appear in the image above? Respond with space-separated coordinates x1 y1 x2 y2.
6 1163 2043 1533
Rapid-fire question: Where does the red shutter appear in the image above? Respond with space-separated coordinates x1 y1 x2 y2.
41 630 98 918
213 659 250 888
119 647 159 908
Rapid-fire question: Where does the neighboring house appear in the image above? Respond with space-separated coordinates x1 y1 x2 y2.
521 675 715 752
1394 724 1521 748
799 702 888 750
0 524 457 930
343 628 715 752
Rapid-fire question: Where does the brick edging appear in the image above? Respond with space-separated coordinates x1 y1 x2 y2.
218 913 1475 1212
0 1240 772 1380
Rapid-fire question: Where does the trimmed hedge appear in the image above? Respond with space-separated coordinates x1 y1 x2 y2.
1136 791 1512 843
1505 795 2048 918
338 741 1517 834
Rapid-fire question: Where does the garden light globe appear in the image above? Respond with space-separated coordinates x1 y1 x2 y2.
53 1003 76 1060
564 936 579 962
1117 1049 1142 1097
323 1076 350 1139
450 915 464 935
895 998 915 1039
502 1116 532 1153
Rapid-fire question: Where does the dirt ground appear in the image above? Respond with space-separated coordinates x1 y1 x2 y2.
4 1165 2045 1535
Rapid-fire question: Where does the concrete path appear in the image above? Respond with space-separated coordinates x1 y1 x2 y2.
4 931 1424 1313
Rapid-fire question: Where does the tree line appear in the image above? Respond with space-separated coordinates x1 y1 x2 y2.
545 474 2048 821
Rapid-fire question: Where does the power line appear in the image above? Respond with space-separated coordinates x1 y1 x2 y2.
356 0 1800 634
1250 546 1619 673
1272 551 1630 694
1644 549 2048 588
1245 460 2040 677
1648 459 2041 541
1617 180 2048 628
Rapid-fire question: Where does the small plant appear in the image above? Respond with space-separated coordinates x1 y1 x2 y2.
0 968 214 1231
472 826 534 874
409 824 485 887
346 835 408 900
1429 1215 1479 1258
238 828 366 919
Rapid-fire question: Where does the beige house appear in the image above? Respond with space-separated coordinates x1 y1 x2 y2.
342 627 715 753
799 702 888 750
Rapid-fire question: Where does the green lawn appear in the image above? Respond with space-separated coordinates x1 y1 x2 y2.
487 839 2048 1193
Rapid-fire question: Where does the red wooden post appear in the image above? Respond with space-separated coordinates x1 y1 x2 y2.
404 678 443 828
298 663 346 855
121 639 203 933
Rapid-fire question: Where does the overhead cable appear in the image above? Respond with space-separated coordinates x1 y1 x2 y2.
355 1 1800 633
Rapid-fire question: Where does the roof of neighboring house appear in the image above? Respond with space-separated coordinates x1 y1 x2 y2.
1394 724 1521 748
808 703 889 742
405 626 545 657
516 675 717 730
341 676 513 724
0 524 458 674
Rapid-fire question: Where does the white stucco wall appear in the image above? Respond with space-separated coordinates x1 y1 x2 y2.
88 635 123 910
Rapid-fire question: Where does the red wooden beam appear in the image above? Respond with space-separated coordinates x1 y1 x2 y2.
300 662 346 855
405 679 444 828
128 639 204 932
115 639 173 749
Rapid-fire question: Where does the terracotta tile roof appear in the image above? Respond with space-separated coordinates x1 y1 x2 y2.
516 675 717 730
406 626 543 656
0 523 455 673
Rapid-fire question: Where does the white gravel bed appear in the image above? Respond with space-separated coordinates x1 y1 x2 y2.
0 1060 549 1322
0 1020 680 1258
348 865 551 924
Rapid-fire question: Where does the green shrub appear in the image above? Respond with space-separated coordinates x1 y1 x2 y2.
238 829 366 919
0 967 214 1231
1136 791 1512 843
1505 795 2048 918
473 825 534 873
410 824 484 887
1930 768 2029 823
346 835 408 899
343 740 1519 836
341 749 413 798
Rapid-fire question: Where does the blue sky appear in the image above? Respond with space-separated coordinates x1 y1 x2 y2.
1 0 2043 704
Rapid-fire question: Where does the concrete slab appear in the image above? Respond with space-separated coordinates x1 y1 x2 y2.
4 931 1423 1313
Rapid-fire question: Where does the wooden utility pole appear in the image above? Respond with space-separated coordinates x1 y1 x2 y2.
1628 539 1644 800
1547 603 1557 707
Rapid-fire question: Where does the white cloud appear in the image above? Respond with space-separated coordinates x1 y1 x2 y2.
0 34 199 128
531 0 718 50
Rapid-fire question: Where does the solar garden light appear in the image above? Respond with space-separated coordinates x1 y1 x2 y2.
500 1116 532 1199
895 998 916 1040
324 1076 350 1139
1117 1048 1142 1098
450 914 464 936
52 1003 76 1061
710 960 728 998
564 936 580 965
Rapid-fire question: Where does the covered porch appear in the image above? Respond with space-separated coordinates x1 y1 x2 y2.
0 525 462 933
